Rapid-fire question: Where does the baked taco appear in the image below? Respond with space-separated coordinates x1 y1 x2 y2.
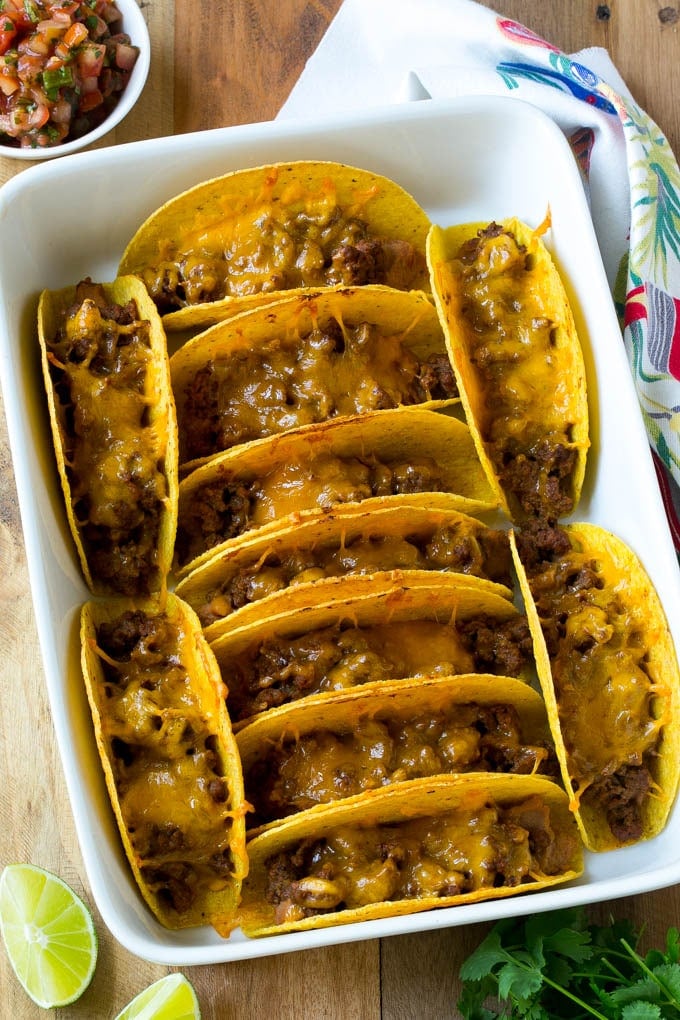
237 674 557 834
426 216 589 522
210 578 534 726
80 593 248 932
176 504 513 640
170 285 458 465
118 160 432 330
38 276 178 597
511 520 680 852
237 773 583 937
175 407 498 577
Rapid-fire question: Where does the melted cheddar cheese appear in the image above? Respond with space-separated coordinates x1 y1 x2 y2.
143 173 425 311
196 523 511 627
95 610 239 917
245 702 551 825
226 615 530 723
47 289 167 595
180 320 454 460
265 793 567 925
526 532 667 842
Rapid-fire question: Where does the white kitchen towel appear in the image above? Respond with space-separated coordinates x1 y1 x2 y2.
279 0 680 550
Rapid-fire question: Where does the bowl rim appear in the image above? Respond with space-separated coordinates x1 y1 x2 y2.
0 0 150 162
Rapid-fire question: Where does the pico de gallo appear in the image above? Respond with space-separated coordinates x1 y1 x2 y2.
0 0 139 150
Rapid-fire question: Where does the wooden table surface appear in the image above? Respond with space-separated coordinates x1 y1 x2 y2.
1 2 679 1017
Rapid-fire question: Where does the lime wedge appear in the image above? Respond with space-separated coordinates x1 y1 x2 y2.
0 863 97 1008
115 973 201 1019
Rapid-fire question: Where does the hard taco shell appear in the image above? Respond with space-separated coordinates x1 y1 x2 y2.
175 407 498 577
237 673 555 835
170 285 458 465
38 275 178 597
119 160 432 330
80 593 248 932
511 522 680 851
237 773 583 937
427 217 589 522
175 503 513 641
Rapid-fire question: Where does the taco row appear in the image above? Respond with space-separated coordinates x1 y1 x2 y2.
35 159 680 938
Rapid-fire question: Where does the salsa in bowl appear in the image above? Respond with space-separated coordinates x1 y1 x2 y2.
0 0 149 159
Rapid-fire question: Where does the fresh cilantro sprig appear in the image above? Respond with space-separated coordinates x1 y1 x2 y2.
458 907 680 1019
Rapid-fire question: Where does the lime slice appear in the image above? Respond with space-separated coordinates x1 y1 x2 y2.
115 973 201 1020
0 863 97 1008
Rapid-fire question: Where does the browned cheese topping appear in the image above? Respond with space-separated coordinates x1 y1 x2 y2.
246 703 556 826
198 524 512 627
455 224 577 519
176 452 450 568
180 321 456 460
46 280 167 595
264 794 575 925
225 615 533 722
95 610 237 916
145 200 426 313
516 520 665 844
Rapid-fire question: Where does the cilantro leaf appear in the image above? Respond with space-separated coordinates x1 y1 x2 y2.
620 1004 662 1019
459 930 509 982
457 908 680 1020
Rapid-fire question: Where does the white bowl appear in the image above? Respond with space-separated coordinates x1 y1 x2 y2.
0 0 150 161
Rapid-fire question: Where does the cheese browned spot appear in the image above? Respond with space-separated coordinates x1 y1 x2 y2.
94 609 239 916
45 282 168 596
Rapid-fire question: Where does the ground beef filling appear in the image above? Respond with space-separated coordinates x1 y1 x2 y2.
46 279 167 596
176 452 451 568
179 319 457 460
197 524 512 627
95 610 237 915
515 519 662 843
453 223 578 520
263 794 575 925
245 702 557 826
145 207 427 313
223 614 533 723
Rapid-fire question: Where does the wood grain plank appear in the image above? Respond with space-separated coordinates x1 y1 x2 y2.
174 0 339 132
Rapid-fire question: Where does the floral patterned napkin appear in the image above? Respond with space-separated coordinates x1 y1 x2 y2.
280 0 680 552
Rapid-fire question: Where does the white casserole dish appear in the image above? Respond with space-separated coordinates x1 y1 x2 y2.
1 95 679 965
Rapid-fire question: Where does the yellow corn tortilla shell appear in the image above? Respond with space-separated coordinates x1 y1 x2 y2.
237 773 583 937
119 160 432 330
237 673 555 835
210 576 534 727
38 275 178 597
170 285 458 466
426 217 589 521
175 407 499 578
176 503 513 641
80 593 248 933
511 522 680 852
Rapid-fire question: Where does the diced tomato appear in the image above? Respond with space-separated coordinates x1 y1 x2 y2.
114 41 137 72
77 87 103 113
0 0 139 149
76 41 105 77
